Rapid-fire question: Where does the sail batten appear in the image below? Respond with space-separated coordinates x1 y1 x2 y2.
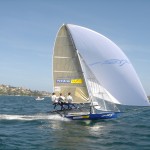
54 56 74 58
54 71 79 73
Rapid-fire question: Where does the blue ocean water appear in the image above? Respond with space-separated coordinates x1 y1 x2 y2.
0 96 150 150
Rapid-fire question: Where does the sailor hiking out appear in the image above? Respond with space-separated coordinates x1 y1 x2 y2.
51 92 76 110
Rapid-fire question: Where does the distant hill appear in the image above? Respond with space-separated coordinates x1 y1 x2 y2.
0 84 51 97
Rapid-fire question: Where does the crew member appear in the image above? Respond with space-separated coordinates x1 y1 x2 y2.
51 92 58 109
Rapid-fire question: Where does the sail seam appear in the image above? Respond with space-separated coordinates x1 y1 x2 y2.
54 56 73 58
54 71 78 73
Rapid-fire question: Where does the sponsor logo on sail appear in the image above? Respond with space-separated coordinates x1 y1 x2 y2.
71 79 82 84
56 79 70 83
90 59 129 67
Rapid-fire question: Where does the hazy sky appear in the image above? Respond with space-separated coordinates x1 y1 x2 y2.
0 0 150 95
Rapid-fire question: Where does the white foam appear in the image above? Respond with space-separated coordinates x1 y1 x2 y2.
0 114 70 121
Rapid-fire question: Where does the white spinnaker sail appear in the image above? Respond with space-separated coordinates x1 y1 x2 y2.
66 24 149 106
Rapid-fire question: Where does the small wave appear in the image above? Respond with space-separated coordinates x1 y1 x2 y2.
0 114 69 121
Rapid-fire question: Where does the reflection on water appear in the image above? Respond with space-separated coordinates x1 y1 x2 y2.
41 119 114 150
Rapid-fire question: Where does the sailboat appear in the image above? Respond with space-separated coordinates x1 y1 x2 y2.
51 24 150 120
35 97 44 101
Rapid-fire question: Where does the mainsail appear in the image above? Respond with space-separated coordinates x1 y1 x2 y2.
53 25 89 103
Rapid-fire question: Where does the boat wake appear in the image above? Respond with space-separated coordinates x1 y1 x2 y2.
0 114 69 121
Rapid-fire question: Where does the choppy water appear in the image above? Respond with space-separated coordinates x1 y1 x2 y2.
0 96 150 150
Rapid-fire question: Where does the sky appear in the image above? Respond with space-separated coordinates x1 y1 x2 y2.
0 0 150 95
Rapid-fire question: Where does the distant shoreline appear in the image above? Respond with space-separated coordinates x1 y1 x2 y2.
0 84 51 97
0 84 149 100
